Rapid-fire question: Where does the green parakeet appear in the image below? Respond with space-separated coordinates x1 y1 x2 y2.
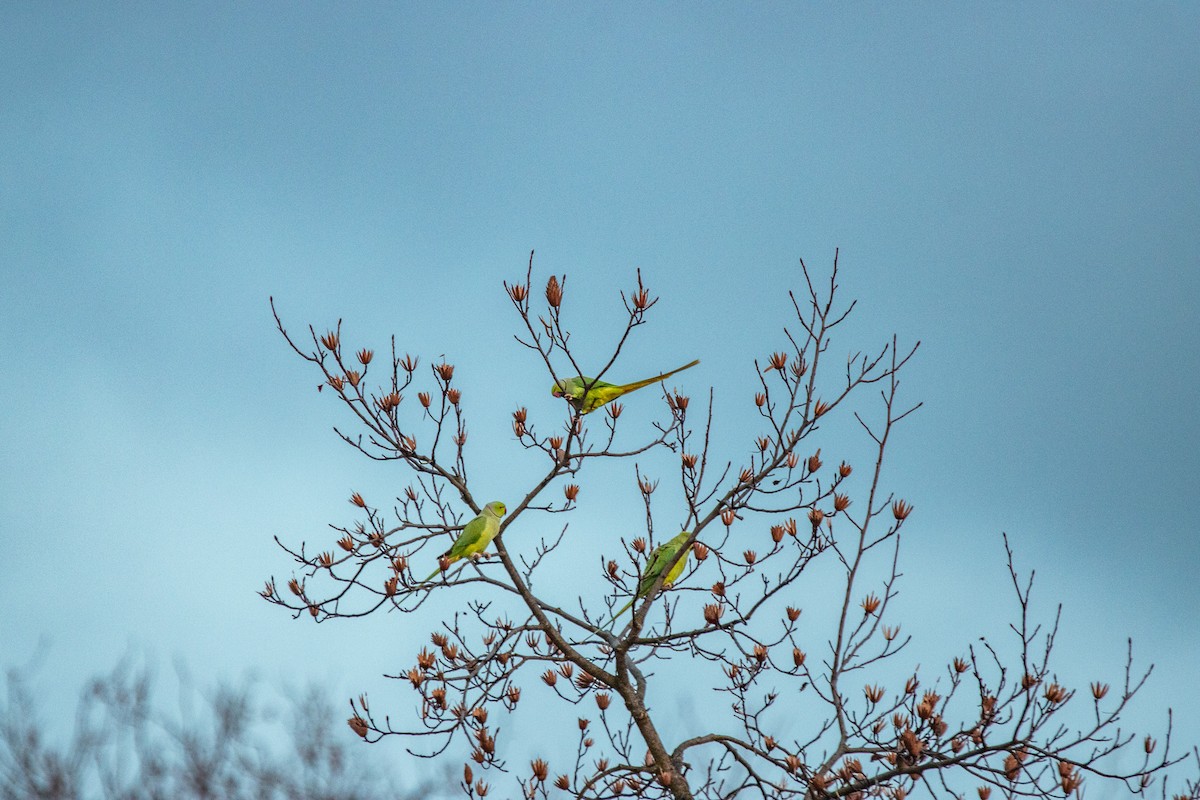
609 530 693 627
423 501 508 582
551 360 700 414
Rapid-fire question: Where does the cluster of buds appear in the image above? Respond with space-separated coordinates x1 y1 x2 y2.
320 330 339 351
1043 683 1068 705
545 276 563 308
377 392 401 413
917 691 940 719
1058 761 1083 794
343 369 361 387
861 593 881 614
506 281 528 305
435 362 454 381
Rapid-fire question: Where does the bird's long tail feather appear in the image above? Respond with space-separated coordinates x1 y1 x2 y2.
616 359 700 394
606 598 636 630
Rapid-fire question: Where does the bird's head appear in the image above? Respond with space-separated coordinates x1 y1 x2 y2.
550 380 567 398
485 501 507 517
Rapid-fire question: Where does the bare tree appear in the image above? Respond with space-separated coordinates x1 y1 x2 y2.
265 252 1199 800
0 655 439 800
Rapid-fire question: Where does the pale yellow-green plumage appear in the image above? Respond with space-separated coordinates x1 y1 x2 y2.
423 501 507 582
551 359 699 414
609 531 693 627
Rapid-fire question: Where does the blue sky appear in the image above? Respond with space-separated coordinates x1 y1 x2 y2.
2 2 1198 789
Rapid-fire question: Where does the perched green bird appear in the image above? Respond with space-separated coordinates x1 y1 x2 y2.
609 531 693 627
551 360 700 414
423 501 508 582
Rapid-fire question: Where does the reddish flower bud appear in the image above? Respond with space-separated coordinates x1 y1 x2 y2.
531 758 548 782
953 657 969 673
813 399 830 417
631 537 647 553
435 362 454 381
287 578 302 596
541 670 557 686
839 461 852 477
1090 682 1109 699
892 500 913 520
770 525 784 543
883 625 899 641
808 508 825 527
703 603 723 625
350 492 366 508
722 507 737 526
596 692 611 710
786 606 801 621
554 775 570 790
793 647 806 667
807 449 822 473
507 282 528 303
862 594 882 614
786 452 799 469
767 351 788 371
463 764 473 785
743 549 756 564
711 581 725 597
834 493 851 511
607 401 623 419
756 436 771 452
739 468 754 484
447 388 461 405
864 685 884 703
682 453 697 469
318 552 333 567
564 483 580 501
320 331 339 351
549 436 563 450
545 275 563 308
356 348 373 365
418 392 431 408
384 576 398 596
755 392 766 407
348 715 369 737
692 542 709 561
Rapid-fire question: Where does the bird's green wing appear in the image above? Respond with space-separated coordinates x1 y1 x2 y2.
446 512 492 560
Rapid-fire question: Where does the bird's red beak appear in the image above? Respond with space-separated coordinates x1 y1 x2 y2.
552 387 563 397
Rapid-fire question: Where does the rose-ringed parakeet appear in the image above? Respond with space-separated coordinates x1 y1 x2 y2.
608 530 693 627
423 501 507 582
551 360 699 414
